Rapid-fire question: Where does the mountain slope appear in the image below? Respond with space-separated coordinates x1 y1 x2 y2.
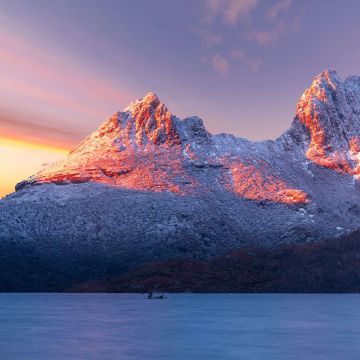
2 69 360 291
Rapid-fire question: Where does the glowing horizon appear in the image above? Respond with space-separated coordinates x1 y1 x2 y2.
0 136 68 198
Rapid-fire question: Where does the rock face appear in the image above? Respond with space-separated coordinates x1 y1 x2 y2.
295 70 360 177
16 91 309 203
2 69 360 291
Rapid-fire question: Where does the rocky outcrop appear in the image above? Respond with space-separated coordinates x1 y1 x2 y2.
295 70 360 177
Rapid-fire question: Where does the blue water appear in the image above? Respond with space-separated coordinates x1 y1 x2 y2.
0 294 360 360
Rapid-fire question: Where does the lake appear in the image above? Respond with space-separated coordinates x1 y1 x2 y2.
0 294 359 359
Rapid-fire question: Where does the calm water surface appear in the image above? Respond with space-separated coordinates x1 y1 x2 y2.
0 294 359 360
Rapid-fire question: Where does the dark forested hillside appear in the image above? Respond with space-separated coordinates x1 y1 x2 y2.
70 231 360 293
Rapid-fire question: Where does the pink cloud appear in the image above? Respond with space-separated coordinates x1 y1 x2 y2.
205 0 259 25
0 28 136 145
205 33 223 46
0 73 104 119
267 0 293 20
249 58 262 72
231 49 262 72
224 0 259 24
0 31 135 118
194 27 223 46
231 49 246 61
211 53 230 74
0 108 88 149
247 23 285 45
0 109 84 148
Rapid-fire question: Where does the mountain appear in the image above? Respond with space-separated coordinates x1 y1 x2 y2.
2 69 360 291
16 91 308 203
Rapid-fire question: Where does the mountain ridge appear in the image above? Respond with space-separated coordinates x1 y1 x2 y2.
2 69 360 291
16 69 360 206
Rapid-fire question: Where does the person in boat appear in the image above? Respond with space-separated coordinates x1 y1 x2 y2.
147 291 153 299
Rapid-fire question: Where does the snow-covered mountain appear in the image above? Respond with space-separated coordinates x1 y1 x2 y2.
16 70 360 203
2 69 360 290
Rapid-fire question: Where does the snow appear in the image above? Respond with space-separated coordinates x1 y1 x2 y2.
5 69 360 253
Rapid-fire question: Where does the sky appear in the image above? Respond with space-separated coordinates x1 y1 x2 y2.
1 0 360 197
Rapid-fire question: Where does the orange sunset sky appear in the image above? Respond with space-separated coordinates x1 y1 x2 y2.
0 137 68 197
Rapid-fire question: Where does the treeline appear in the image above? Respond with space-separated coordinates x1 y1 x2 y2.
71 230 360 293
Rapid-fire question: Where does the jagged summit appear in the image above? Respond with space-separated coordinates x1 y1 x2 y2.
15 70 360 203
125 92 161 112
93 91 180 147
295 69 360 177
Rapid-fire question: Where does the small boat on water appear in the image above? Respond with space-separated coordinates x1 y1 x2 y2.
147 292 167 299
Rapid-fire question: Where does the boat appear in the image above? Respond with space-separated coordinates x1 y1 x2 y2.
147 292 167 299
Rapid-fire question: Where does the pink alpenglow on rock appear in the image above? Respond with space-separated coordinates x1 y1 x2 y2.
17 71 360 205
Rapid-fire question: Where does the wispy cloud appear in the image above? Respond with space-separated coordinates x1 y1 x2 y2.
198 0 299 74
205 0 259 25
0 22 135 146
247 0 295 46
247 23 285 45
0 31 132 110
211 53 231 74
195 28 223 46
231 49 262 72
209 49 261 75
0 108 86 148
205 33 223 46
230 49 246 61
267 0 292 20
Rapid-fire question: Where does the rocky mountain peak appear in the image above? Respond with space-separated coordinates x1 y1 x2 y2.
87 92 180 149
307 69 340 97
294 70 360 177
15 70 360 202
296 69 342 122
296 69 360 138
119 92 180 146
124 92 161 114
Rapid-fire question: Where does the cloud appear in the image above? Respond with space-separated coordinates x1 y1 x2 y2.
211 53 231 74
199 0 298 73
231 49 262 72
0 28 135 122
0 22 137 148
231 49 246 61
267 0 292 20
195 28 223 46
209 49 262 74
205 0 259 25
247 23 285 45
248 58 262 72
0 30 131 100
0 108 86 148
205 33 223 45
